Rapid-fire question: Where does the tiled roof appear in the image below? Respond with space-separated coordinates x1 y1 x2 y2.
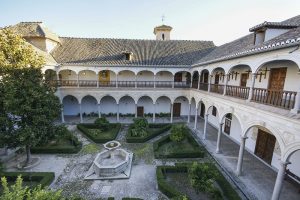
193 15 300 66
51 37 214 66
249 21 298 32
9 22 60 43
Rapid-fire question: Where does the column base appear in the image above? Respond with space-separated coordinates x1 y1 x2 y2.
291 108 300 114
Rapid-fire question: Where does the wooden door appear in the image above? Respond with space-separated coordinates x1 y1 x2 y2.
99 70 110 83
137 106 144 117
240 73 248 87
173 103 181 117
268 68 287 90
174 73 182 82
200 103 205 118
254 129 276 164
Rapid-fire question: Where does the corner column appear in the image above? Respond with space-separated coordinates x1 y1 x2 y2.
187 103 191 123
208 75 212 92
79 103 83 123
236 136 248 176
153 102 156 122
172 75 175 88
61 108 65 123
153 74 156 88
170 103 174 123
135 75 137 88
77 74 80 87
216 122 223 153
202 114 209 140
116 103 120 122
98 103 101 118
135 103 138 118
271 161 290 200
291 86 300 114
194 106 198 130
223 74 229 95
197 76 201 90
247 73 256 101
116 74 118 88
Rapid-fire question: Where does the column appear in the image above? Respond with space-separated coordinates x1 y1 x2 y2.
172 75 175 88
236 136 248 176
194 106 198 130
61 108 65 123
116 74 118 88
97 103 101 118
79 103 83 123
77 74 80 87
247 73 256 101
223 74 229 95
135 75 137 88
97 75 99 88
116 103 120 122
202 114 209 140
135 103 138 118
197 77 201 90
170 103 174 123
190 78 193 88
153 102 156 122
208 76 212 92
154 74 156 88
56 72 60 86
216 122 223 153
291 86 300 114
271 161 290 200
187 103 191 123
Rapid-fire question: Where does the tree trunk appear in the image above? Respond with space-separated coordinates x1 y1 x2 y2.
25 145 31 166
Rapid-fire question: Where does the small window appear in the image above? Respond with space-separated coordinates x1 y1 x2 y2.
123 52 133 61
162 33 165 40
212 106 217 116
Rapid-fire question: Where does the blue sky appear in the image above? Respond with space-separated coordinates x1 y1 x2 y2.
1 0 299 45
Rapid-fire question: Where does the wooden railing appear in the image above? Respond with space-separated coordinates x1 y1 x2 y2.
118 81 136 88
199 83 209 91
136 81 154 88
210 84 224 94
155 81 173 88
252 88 297 109
226 85 250 99
79 80 97 87
174 81 190 88
99 81 116 87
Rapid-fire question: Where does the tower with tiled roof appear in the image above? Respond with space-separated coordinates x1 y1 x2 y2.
153 24 172 41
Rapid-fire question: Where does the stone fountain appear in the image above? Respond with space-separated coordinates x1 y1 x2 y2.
85 141 133 180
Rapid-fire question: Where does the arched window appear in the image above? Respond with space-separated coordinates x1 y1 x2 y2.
162 33 165 40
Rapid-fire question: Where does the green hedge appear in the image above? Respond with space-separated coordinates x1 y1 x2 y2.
0 172 55 188
153 130 204 158
122 198 143 200
126 123 171 143
31 137 82 154
77 123 121 143
156 166 187 199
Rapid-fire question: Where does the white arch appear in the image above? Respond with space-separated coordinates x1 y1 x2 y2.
154 95 172 104
99 95 117 104
61 94 80 103
155 70 174 76
136 95 155 104
242 121 285 158
117 69 137 75
283 143 300 162
117 95 135 104
219 112 244 133
79 94 99 104
226 64 252 75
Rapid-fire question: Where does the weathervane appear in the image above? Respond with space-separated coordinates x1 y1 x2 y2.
161 15 165 24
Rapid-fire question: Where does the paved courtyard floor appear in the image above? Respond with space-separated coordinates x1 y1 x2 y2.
188 117 300 200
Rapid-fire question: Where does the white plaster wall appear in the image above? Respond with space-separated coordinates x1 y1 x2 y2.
78 71 97 80
174 97 189 116
137 71 154 81
137 97 154 114
227 66 252 87
156 31 171 40
207 107 219 128
119 96 135 114
81 96 98 114
155 71 173 81
265 29 289 42
45 39 58 53
225 115 242 143
118 71 135 81
63 96 79 115
156 97 171 113
100 96 117 114
245 128 257 153
60 70 77 80
288 150 300 177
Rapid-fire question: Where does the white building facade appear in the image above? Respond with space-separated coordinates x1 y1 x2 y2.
9 17 300 199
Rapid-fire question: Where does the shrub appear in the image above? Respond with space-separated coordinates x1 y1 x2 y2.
94 117 109 131
131 118 148 137
170 124 188 143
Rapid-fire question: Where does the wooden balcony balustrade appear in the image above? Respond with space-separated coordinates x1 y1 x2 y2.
210 84 224 94
226 85 250 99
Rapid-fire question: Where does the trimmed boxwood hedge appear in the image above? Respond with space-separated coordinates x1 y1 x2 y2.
153 130 204 158
0 172 55 188
126 123 171 143
122 198 143 200
77 123 121 143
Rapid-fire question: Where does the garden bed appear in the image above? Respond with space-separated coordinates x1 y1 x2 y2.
77 123 121 143
153 130 204 158
0 172 55 191
156 163 240 200
31 135 82 154
126 123 171 143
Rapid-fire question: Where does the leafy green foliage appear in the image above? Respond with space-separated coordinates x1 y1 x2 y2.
169 125 188 143
94 117 109 131
130 118 148 137
0 29 61 166
189 162 221 199
0 176 61 200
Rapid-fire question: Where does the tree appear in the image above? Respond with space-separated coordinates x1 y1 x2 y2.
0 28 61 167
94 117 109 130
131 118 148 137
1 176 64 200
170 124 187 143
